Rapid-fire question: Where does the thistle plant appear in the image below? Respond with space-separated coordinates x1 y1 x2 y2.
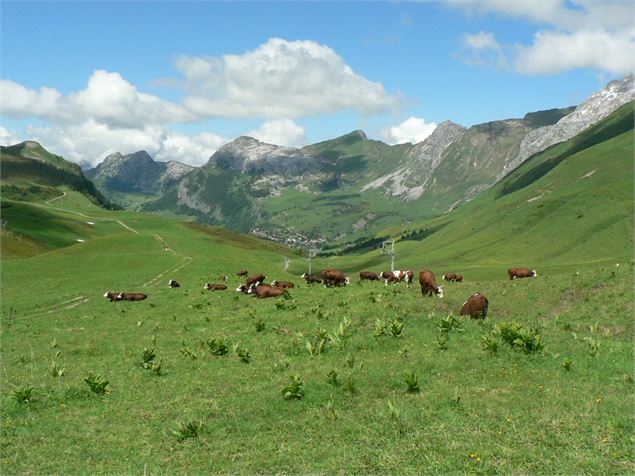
436 332 449 350
49 361 66 378
84 372 109 395
326 370 341 387
233 344 251 363
562 358 574 371
141 347 157 369
172 420 204 441
389 318 404 338
404 371 420 393
281 375 305 400
254 318 266 333
13 385 34 404
180 347 198 360
374 319 387 337
204 337 229 356
438 314 464 333
306 338 326 357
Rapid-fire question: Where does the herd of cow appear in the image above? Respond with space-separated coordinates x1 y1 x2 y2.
103 266 537 320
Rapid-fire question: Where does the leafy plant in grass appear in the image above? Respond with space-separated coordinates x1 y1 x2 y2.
150 358 163 376
583 337 601 358
326 370 341 387
562 358 574 371
13 385 34 404
254 318 266 333
141 347 157 369
436 332 449 351
329 317 353 349
404 371 420 393
388 318 404 338
306 338 327 357
281 375 305 400
180 346 198 360
84 372 109 396
172 420 204 441
495 321 544 354
273 359 290 372
481 335 500 354
204 337 229 356
49 361 66 378
233 344 251 363
374 319 387 337
343 375 357 395
438 314 464 333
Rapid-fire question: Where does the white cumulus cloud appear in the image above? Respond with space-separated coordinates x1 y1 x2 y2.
156 131 228 166
0 126 22 146
381 116 437 145
246 119 308 147
450 0 635 75
175 38 401 119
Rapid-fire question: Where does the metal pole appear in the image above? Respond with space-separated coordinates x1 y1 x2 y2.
307 249 318 274
284 257 290 271
382 240 395 272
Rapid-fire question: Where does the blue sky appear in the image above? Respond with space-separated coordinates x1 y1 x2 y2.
1 1 633 166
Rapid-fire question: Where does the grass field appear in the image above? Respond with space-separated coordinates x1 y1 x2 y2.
1 189 633 473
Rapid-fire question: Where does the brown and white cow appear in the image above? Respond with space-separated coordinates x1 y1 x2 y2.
117 292 148 301
508 267 537 280
301 273 322 284
419 270 443 298
236 270 248 277
103 291 122 302
382 270 414 287
204 283 227 291
168 279 180 288
271 280 295 289
443 273 463 283
247 283 287 298
245 273 266 287
460 293 489 319
359 271 380 281
321 269 351 287
217 275 229 281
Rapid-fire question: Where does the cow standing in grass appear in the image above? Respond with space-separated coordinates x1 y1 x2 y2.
419 270 443 298
382 270 414 287
508 268 537 280
301 273 322 284
460 293 489 319
359 271 380 281
322 269 350 287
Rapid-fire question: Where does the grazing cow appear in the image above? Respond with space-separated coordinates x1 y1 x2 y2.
103 291 122 302
217 275 229 281
271 280 295 289
359 271 380 281
321 269 351 288
248 283 287 299
236 270 248 277
168 279 180 288
245 273 266 287
508 267 537 280
382 270 414 287
301 273 322 284
419 270 443 298
117 292 148 301
460 293 489 319
443 273 464 283
204 283 227 291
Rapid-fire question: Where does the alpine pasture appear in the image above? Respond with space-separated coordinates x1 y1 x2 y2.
1 190 633 474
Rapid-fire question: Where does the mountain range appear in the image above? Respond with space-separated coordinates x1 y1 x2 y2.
4 76 633 248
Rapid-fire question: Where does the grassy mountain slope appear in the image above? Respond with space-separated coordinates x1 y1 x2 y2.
1 191 632 473
312 101 634 278
1 141 110 206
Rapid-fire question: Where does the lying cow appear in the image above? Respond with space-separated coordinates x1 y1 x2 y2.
301 273 322 284
245 273 266 287
322 269 351 288
168 279 180 288
236 270 248 277
419 270 443 298
442 273 463 283
359 271 380 281
460 293 489 319
381 270 414 287
117 292 148 301
217 275 229 281
508 267 537 280
204 283 227 291
271 280 295 289
247 283 287 299
103 291 122 302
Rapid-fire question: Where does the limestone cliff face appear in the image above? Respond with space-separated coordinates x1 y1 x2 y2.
498 75 635 180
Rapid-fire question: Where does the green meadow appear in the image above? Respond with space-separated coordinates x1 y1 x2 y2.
1 188 633 474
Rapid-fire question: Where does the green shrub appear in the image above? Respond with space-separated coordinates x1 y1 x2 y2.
172 420 204 441
49 361 66 378
281 375 305 400
495 321 544 354
438 314 464 333
374 319 387 337
326 370 341 387
388 318 404 338
13 385 34 404
233 344 251 363
254 318 266 332
84 373 109 395
204 337 230 356
141 347 156 369
404 372 420 393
